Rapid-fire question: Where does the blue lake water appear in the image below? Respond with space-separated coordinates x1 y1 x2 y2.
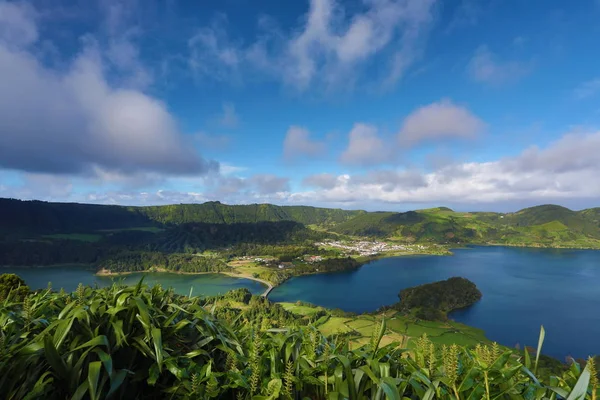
3 246 598 359
0 266 266 297
270 246 600 360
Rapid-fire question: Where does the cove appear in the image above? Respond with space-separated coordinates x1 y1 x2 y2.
270 246 600 360
0 266 266 297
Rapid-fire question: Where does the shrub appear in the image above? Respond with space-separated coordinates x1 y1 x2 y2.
0 273 29 301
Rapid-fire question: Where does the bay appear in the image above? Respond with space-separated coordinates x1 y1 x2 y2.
0 266 266 297
269 246 600 360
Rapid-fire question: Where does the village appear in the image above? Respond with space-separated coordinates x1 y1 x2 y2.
315 240 427 256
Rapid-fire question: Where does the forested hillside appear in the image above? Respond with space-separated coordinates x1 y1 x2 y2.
3 198 600 253
0 198 362 234
332 205 600 248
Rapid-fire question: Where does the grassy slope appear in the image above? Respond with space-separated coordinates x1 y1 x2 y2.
333 205 600 248
279 302 489 349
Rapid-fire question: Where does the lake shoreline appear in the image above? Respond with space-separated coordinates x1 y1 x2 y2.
96 268 273 295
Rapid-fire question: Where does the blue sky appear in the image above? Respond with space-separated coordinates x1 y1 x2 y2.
1 0 600 211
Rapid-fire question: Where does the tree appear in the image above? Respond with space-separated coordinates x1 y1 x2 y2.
0 273 30 301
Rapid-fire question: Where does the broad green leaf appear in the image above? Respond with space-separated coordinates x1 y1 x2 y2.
380 376 401 400
106 370 128 397
68 335 109 353
422 387 435 400
524 348 531 370
566 364 591 400
22 371 53 400
43 334 68 379
547 386 569 398
147 364 160 386
359 365 380 385
133 297 151 330
70 381 89 400
53 317 74 349
336 355 357 400
93 349 113 377
87 361 102 400
151 327 164 371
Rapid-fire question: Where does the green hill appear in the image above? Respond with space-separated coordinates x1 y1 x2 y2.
397 277 483 320
3 198 600 249
579 207 600 226
332 205 600 248
0 198 362 234
139 202 364 226
504 204 600 235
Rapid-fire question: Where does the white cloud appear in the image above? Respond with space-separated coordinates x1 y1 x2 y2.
398 99 485 145
0 1 38 48
283 126 326 161
574 78 600 99
220 164 247 175
339 123 392 166
218 102 239 128
8 130 600 208
187 0 438 91
468 45 531 85
293 130 600 206
188 14 242 81
0 1 216 178
302 173 339 189
100 0 153 88
249 174 290 194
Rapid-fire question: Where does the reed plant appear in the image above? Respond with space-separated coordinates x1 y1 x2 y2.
0 281 597 399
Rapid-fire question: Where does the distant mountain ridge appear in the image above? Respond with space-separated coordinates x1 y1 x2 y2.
0 198 363 233
1 198 600 248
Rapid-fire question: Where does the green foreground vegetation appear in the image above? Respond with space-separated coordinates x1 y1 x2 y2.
0 276 598 399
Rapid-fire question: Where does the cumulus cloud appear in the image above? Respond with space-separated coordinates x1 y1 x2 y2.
283 126 326 161
249 174 290 194
339 123 392 166
187 0 438 91
302 173 338 189
350 170 427 192
468 45 531 85
398 99 485 145
214 176 248 195
0 1 38 48
282 0 436 89
291 130 600 207
0 2 216 178
8 130 600 208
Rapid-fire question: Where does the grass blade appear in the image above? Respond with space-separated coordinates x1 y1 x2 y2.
534 325 545 374
87 361 102 400
151 327 164 371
